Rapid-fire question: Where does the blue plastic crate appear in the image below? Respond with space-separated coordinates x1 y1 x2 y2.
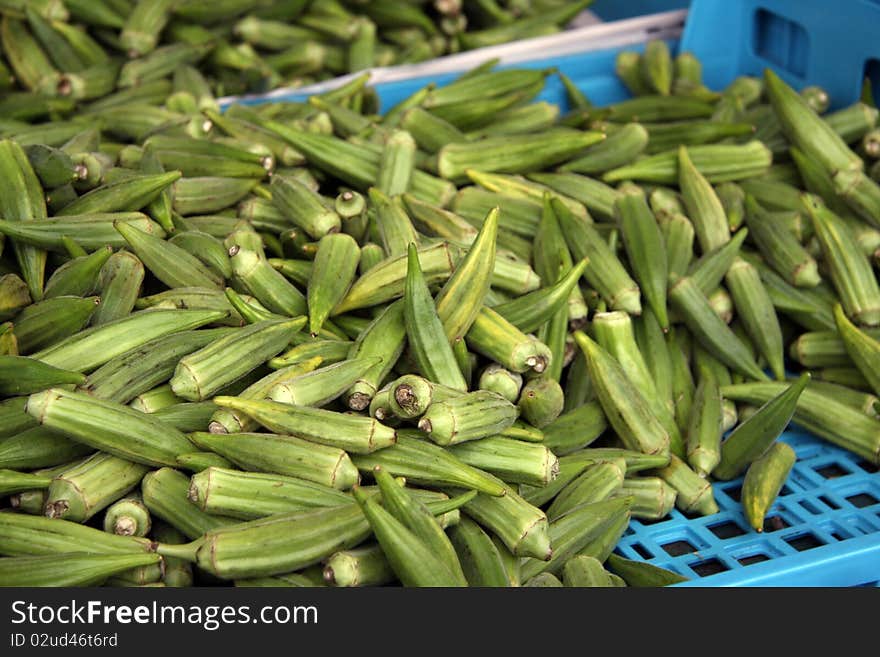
617 427 880 586
223 0 880 586
590 0 690 22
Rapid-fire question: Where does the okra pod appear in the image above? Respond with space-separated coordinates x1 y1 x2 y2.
212 396 396 454
741 442 797 532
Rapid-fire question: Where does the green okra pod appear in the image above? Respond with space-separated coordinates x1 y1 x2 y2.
660 212 695 283
187 466 353 519
307 232 360 336
668 275 768 381
561 123 648 175
562 555 619 588
517 377 564 430
43 452 149 523
226 224 308 318
370 187 419 258
42 245 113 300
386 374 461 420
212 396 396 455
351 431 506 497
644 121 753 154
553 197 641 315
713 372 810 480
191 500 373 580
343 300 406 410
722 379 880 465
170 318 305 402
686 369 723 478
373 466 467 585
547 460 626 522
614 476 677 520
0 356 84 396
741 442 797 532
641 40 673 96
764 68 862 175
832 168 880 229
0 138 49 304
678 145 730 253
82 327 234 404
376 129 416 197
191 432 359 490
686 227 749 294
519 495 633 581
0 214 165 253
141 467 236 541
0 469 52 498
477 364 523 404
744 195 820 288
323 543 394 588
573 330 670 458
91 251 144 326
333 241 456 315
103 496 151 537
418 390 518 446
435 207 498 342
615 182 669 328
833 303 880 398
26 388 196 468
174 449 233 472
606 554 688 587
38 308 227 377
453 481 550 561
542 402 608 457
404 242 468 391
447 436 558 488
603 141 772 185
267 357 380 409
168 231 233 282
0 553 162 587
352 486 462 587
725 256 786 380
592 310 685 458
805 194 880 327
115 220 222 290
437 129 605 183
448 515 513 587
653 454 719 516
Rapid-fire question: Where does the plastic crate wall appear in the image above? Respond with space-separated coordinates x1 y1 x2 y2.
223 0 880 586
590 0 690 22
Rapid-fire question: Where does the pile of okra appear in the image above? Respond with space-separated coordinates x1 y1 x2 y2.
0 0 592 100
1 25 880 588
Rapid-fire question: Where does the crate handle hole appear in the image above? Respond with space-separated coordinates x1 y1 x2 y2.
752 8 810 78
864 59 880 107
